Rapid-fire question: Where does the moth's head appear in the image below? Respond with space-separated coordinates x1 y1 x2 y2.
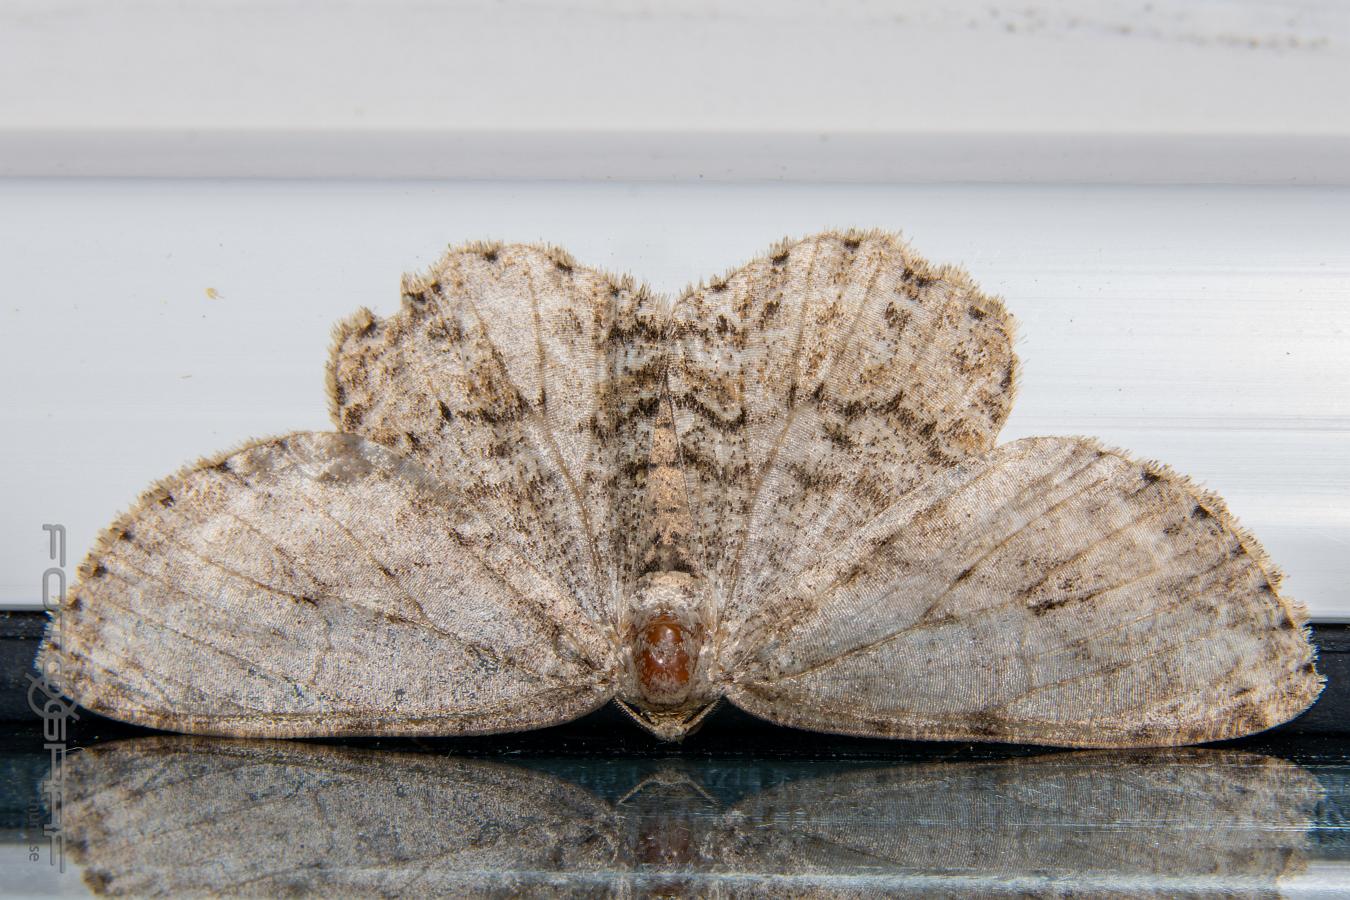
616 698 720 742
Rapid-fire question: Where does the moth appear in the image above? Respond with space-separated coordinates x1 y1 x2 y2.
40 230 1322 745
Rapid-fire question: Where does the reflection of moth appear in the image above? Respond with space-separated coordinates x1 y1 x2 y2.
62 738 1322 896
41 231 1320 744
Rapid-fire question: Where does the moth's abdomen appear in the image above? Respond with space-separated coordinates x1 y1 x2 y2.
636 615 693 703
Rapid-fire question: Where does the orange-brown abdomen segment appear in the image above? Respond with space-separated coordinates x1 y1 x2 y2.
636 615 692 705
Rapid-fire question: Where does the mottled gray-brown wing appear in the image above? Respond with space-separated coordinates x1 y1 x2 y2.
665 230 1016 642
329 242 667 627
40 433 615 737
726 437 1320 747
63 738 616 896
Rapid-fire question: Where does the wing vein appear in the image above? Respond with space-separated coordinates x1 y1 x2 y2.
96 563 324 707
727 246 887 601
523 265 606 594
739 446 1105 664
763 541 1167 684
281 478 562 677
453 261 605 614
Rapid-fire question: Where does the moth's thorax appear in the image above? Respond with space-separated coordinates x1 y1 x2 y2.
625 572 705 706
618 572 719 740
636 616 693 701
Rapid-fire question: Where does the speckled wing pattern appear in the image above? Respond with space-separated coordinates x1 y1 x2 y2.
329 243 666 629
664 232 1015 656
725 436 1319 745
43 433 614 737
41 230 1321 745
698 232 1319 746
42 244 661 737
